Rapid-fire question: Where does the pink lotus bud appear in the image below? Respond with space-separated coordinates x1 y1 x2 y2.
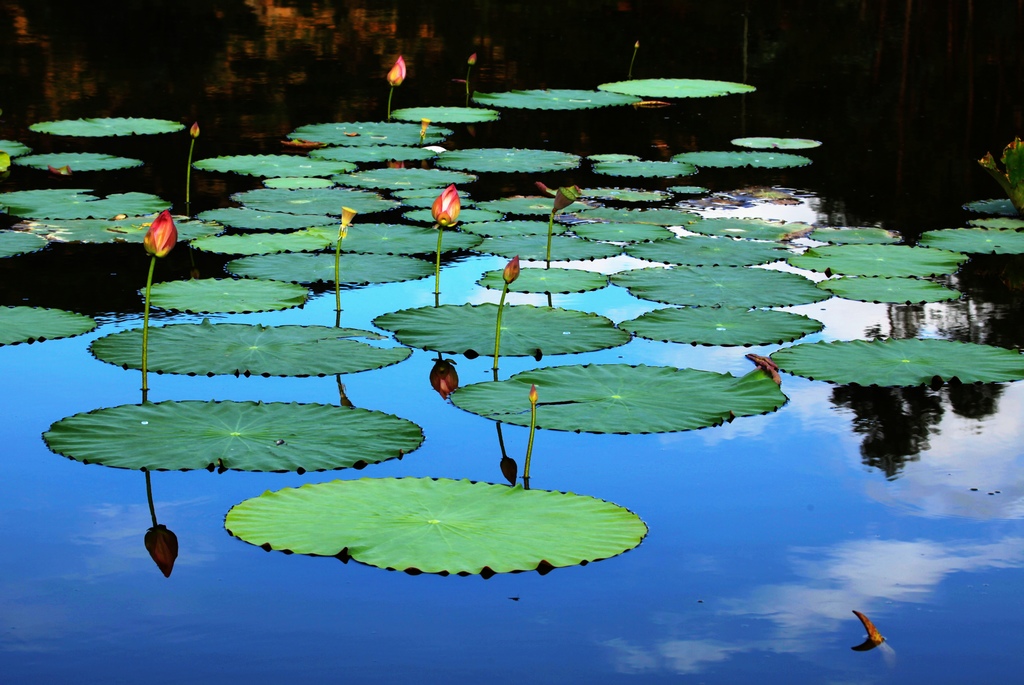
190 121 200 139
468 53 478 66
387 55 406 86
431 184 461 227
503 255 520 285
143 210 177 258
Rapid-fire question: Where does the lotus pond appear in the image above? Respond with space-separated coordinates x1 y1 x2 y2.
2 2 1024 683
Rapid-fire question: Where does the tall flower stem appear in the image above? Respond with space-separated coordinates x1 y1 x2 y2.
492 284 510 372
387 86 395 120
141 254 157 397
628 40 640 79
545 210 555 268
334 230 345 326
523 384 538 489
185 139 196 205
433 224 444 297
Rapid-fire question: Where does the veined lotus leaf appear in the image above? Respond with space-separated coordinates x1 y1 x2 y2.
225 252 433 285
619 306 822 346
731 137 822 150
598 78 756 99
582 188 671 202
0 189 169 219
304 223 481 255
311 145 437 164
13 216 221 244
571 222 675 243
436 148 580 174
472 88 640 110
333 167 476 190
574 206 699 226
0 231 48 257
686 217 808 241
611 265 828 307
391 106 501 123
968 217 1024 229
818 276 962 304
29 117 185 136
148 278 308 314
189 229 331 255
918 227 1024 254
287 121 453 146
771 338 1024 386
788 244 968 277
232 187 400 216
0 139 32 157
473 196 563 216
963 198 1017 215
193 154 356 177
477 267 608 294
625 235 788 266
43 401 423 472
373 304 629 357
90 322 409 376
668 185 710 195
0 306 97 345
225 477 647 575
403 207 503 224
808 227 901 245
592 159 698 178
475 234 623 261
196 208 333 231
460 220 562 238
263 177 335 190
451 364 786 433
672 150 812 169
14 152 143 172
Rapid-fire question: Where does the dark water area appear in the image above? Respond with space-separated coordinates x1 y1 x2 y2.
2 2 1024 684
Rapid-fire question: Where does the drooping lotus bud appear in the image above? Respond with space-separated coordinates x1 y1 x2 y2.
534 181 555 197
429 358 459 400
190 121 200 139
144 524 179 578
143 209 177 258
503 255 520 284
387 55 406 86
467 52 478 66
431 184 461 227
553 185 582 213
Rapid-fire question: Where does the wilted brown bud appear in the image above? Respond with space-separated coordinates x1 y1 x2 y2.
144 524 179 578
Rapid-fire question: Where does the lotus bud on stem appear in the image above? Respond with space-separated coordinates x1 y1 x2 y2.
431 184 460 298
628 40 640 79
141 210 178 399
545 185 581 268
492 255 520 371
185 121 199 206
335 207 357 326
144 471 178 578
523 384 538 489
429 355 459 400
465 52 477 106
386 55 406 120
419 118 430 142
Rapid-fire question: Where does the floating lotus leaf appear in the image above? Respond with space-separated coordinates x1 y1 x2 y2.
620 306 822 346
0 306 97 345
668 185 709 194
472 88 640 110
436 147 580 174
305 223 482 255
477 267 608 294
686 217 808 241
571 222 675 242
588 154 639 163
196 208 332 231
14 152 143 172
918 227 1024 254
403 207 503 224
232 187 400 216
574 206 699 226
672 150 812 168
148 278 308 314
475 235 623 261
29 117 185 136
0 189 169 219
373 304 629 357
226 252 433 285
969 217 1024 229
392 187 474 208
817 276 961 304
611 266 828 307
13 215 221 244
390 106 501 123
287 121 453 146
808 226 901 245
452 364 786 433
626 236 788 266
963 198 1017 215
189 229 331 255
90 322 409 376
599 78 755 99
731 137 821 149
193 154 355 177
592 159 698 178
263 177 335 190
334 167 476 190
311 145 438 164
43 401 423 472
0 230 47 257
0 139 31 157
225 477 647 575
771 338 1024 386
459 219 561 238
788 244 968 277
466 196 556 216
582 188 671 202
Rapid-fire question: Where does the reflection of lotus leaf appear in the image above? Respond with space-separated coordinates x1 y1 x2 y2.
148 278 308 314
620 306 822 346
611 265 828 307
818 276 961 304
788 244 968 277
1 306 97 346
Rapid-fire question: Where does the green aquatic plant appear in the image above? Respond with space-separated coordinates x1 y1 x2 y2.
140 210 177 397
978 137 1024 215
537 183 581 267
386 55 406 120
523 384 538 488
431 184 460 298
492 255 520 371
334 207 357 325
185 122 198 205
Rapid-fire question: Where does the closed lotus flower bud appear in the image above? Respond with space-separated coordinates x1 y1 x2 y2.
144 524 179 578
431 184 461 227
429 358 459 400
190 121 200 139
468 52 478 66
553 185 582 213
503 255 520 284
529 384 538 405
387 55 406 86
143 209 177 258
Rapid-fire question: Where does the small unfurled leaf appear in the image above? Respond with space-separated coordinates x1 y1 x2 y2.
1002 137 1024 186
745 353 781 384
851 610 885 651
48 164 72 176
281 138 326 150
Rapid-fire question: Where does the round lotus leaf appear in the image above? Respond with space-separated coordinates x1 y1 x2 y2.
477 267 608 294
452 364 786 433
44 401 423 472
226 252 433 286
788 244 968 277
288 121 453 147
599 78 755 98
0 139 32 157
193 154 355 177
672 150 811 169
808 227 901 245
13 215 221 244
14 152 143 172
403 207 503 224
231 187 399 216
90 322 409 376
196 208 332 231
311 145 437 164
963 198 1017 215
0 189 169 220
392 187 474 209
611 265 829 307
263 177 335 190
686 217 810 241
436 148 580 174
373 304 629 357
391 106 501 123
475 235 623 262
592 159 697 178
473 196 562 216
0 230 47 257
582 188 671 203
817 276 961 304
472 88 640 110
575 206 699 226
668 185 710 194
731 137 821 150
918 227 1024 254
969 217 1024 229
589 154 640 163
225 477 647 575
620 306 822 346
460 220 562 238
571 222 674 243
189 229 331 255
333 167 476 191
29 117 185 136
305 223 481 255
626 236 788 267
0 306 97 345
148 278 308 314
771 338 1024 386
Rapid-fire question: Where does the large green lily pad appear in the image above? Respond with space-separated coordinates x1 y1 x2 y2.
195 208 333 231
574 206 699 226
0 139 32 157
582 188 671 203
231 187 400 216
403 207 504 224
731 137 821 149
475 234 623 261
0 306 97 345
305 223 482 255
14 152 144 172
686 217 808 241
817 276 962 304
29 117 185 137
288 121 453 146
190 229 331 255
263 177 335 190
611 265 829 307
808 227 901 245
310 145 438 164
472 197 564 216
436 148 580 174
918 226 1024 254
620 306 823 346
334 167 476 190
788 244 968 277
43 401 423 472
472 89 640 110
625 236 788 266
193 154 355 177
225 477 647 575
225 252 433 285
571 222 675 243
599 78 755 99
477 267 608 294
0 189 170 219
672 151 812 168
0 230 48 257
12 216 221 244
771 338 1024 386
452 364 787 433
148 278 308 314
592 159 697 178
459 220 564 238
390 106 501 123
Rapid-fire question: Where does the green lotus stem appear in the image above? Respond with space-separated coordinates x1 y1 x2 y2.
387 86 395 120
141 254 157 395
334 230 345 325
492 284 509 371
545 210 555 268
433 224 444 297
523 385 538 486
145 470 157 527
185 137 196 205
465 67 473 106
628 40 639 79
